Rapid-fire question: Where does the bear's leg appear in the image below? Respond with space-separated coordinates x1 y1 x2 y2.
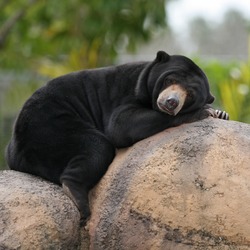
60 132 115 224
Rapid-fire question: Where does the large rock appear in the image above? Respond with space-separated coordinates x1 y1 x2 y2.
1 118 250 249
0 170 82 250
88 118 250 249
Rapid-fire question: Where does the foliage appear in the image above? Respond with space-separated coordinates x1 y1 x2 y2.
0 71 46 169
2 73 46 115
219 63 250 122
196 59 250 122
0 0 167 74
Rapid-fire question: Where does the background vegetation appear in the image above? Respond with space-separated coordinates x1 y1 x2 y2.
1 0 250 169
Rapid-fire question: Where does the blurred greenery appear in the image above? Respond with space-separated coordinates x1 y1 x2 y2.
0 0 167 72
196 59 250 122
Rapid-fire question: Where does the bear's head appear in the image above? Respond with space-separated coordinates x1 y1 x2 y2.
136 51 214 116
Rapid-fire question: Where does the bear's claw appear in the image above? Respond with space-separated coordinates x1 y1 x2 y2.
215 109 229 120
207 108 229 120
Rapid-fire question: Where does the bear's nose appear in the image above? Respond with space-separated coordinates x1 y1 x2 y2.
165 97 179 111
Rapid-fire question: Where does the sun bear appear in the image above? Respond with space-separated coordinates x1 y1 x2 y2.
6 51 228 223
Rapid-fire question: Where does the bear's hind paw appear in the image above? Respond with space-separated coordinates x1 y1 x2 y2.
62 182 91 226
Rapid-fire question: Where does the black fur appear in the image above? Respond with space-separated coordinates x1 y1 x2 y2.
6 51 221 222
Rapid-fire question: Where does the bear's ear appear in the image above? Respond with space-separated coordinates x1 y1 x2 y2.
207 94 215 104
155 51 170 62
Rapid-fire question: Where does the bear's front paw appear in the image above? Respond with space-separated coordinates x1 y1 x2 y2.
207 108 229 120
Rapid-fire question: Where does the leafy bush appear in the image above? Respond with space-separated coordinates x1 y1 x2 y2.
0 71 46 169
196 59 250 123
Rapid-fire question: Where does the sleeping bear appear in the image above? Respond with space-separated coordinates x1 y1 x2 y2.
6 51 228 223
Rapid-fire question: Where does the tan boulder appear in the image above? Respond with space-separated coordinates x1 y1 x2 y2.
0 170 82 250
88 118 250 250
1 118 250 249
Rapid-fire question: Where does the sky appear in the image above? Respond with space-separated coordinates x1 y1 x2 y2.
167 0 250 31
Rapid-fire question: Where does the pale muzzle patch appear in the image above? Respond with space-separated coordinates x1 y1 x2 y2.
157 84 187 116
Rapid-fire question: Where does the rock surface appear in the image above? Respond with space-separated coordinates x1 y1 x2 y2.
1 118 250 250
0 170 81 250
88 118 250 250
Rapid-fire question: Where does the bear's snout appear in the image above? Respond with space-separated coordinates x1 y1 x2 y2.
166 96 179 111
157 84 187 116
